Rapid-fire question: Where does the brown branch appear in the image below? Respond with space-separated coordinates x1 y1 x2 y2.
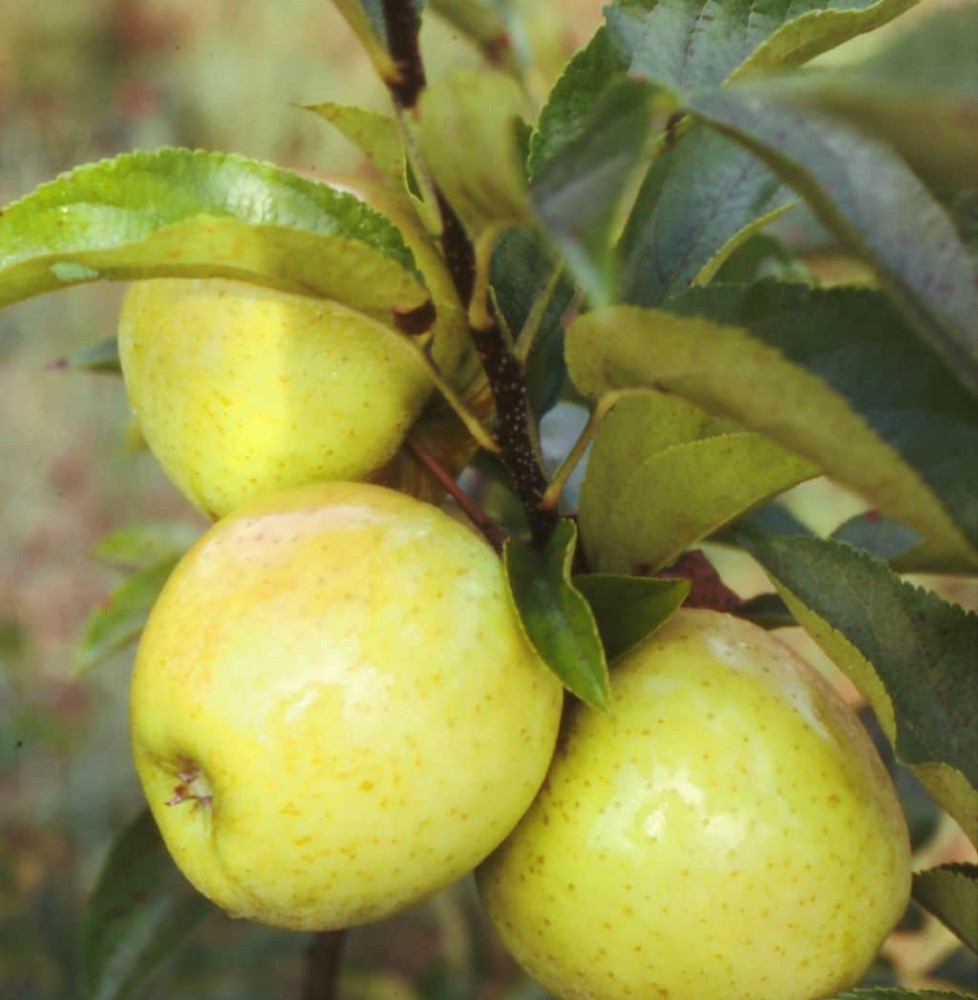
408 435 508 552
301 931 346 1000
379 0 426 109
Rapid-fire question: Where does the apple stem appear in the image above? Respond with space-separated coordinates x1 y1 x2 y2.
379 0 560 552
300 930 346 1000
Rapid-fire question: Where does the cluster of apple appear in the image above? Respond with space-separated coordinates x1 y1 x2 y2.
121 178 911 1000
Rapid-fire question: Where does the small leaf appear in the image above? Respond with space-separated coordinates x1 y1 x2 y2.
579 390 815 573
417 70 530 238
741 533 978 844
574 573 688 662
604 0 916 98
688 90 978 397
504 520 610 710
532 78 653 306
51 337 122 374
567 286 978 570
75 558 178 673
619 126 794 306
303 103 406 185
913 864 978 953
90 522 200 573
81 809 213 1000
428 0 518 74
528 26 629 179
0 148 427 322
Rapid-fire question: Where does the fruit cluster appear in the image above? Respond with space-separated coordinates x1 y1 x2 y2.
123 179 910 1000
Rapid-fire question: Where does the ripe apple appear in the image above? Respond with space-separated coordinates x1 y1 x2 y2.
130 481 562 931
478 608 911 1000
118 178 469 519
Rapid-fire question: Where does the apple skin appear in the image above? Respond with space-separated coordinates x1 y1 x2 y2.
118 179 468 519
130 482 562 931
478 608 911 1000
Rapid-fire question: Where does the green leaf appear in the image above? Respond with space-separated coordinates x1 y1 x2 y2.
417 70 530 238
830 513 921 564
579 390 815 573
604 0 917 98
428 0 519 74
532 79 653 307
712 233 815 287
619 125 794 306
734 592 796 630
302 103 406 185
574 573 688 662
566 285 978 571
90 522 200 573
75 558 178 673
0 148 427 323
913 864 978 953
528 26 630 179
51 337 121 374
741 533 978 845
81 809 212 1000
504 520 610 710
772 5 978 189
688 91 978 397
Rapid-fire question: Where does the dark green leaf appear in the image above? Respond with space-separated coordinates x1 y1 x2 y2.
90 522 200 573
688 91 978 397
532 79 653 306
504 520 610 710
574 573 688 662
75 558 178 673
490 228 574 416
741 533 978 843
604 0 916 98
81 809 213 1000
0 148 426 322
528 26 630 179
913 864 978 953
733 592 796 630
568 285 978 570
51 337 121 374
831 513 921 564
712 233 814 286
620 125 793 306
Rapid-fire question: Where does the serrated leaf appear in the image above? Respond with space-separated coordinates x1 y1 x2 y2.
741 533 978 844
604 0 917 98
688 91 978 397
75 558 178 673
490 227 574 416
573 573 688 662
619 125 794 307
51 337 121 374
913 864 978 953
0 148 427 323
579 390 815 573
303 103 406 185
532 79 653 307
417 70 530 238
81 809 212 1000
90 522 201 573
566 285 978 571
528 26 630 179
772 5 978 189
504 520 610 710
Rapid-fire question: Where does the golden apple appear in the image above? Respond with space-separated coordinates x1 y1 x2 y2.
478 608 911 1000
118 179 468 519
130 482 562 931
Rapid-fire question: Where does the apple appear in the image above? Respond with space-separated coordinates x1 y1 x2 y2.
118 178 469 519
478 608 911 1000
130 481 563 931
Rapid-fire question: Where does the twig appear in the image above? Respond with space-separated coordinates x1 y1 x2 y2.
408 435 508 552
379 0 426 109
301 931 346 1000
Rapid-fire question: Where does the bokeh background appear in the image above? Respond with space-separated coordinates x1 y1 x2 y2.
1 2 975 998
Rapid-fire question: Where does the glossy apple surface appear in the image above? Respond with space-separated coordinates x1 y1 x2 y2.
130 482 562 930
118 180 468 519
478 608 910 1000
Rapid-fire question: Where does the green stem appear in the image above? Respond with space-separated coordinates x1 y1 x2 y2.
514 263 565 365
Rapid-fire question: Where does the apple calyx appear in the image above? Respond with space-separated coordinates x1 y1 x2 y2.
165 764 213 811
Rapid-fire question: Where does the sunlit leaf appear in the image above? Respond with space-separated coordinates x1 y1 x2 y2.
913 864 978 953
303 103 406 185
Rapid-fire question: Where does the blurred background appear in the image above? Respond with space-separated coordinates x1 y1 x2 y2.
0 1 974 998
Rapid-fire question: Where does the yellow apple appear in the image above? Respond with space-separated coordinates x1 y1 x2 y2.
478 608 911 1000
118 179 468 519
130 481 562 931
